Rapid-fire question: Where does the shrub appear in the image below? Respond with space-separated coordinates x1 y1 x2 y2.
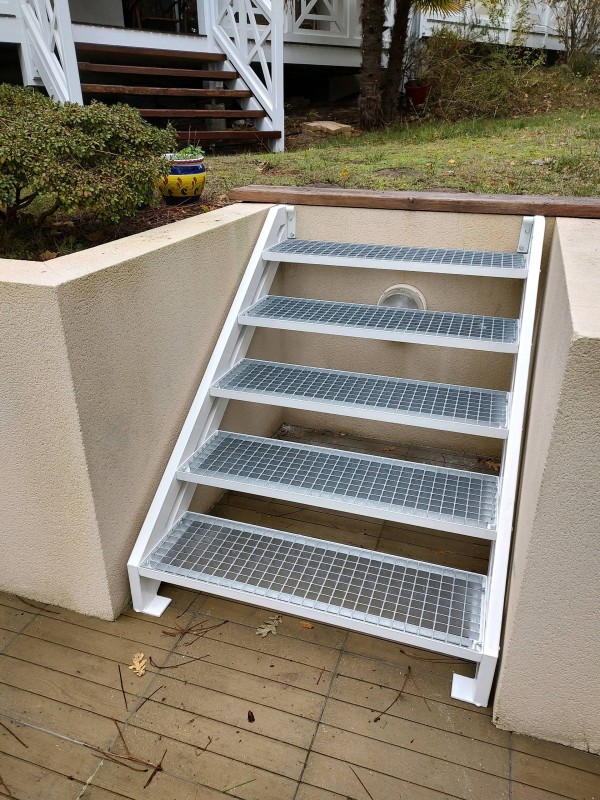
0 85 176 228
414 29 547 121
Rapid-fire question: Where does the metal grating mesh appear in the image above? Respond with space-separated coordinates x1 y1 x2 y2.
179 432 498 531
213 359 508 431
143 513 486 648
242 296 519 346
265 238 527 270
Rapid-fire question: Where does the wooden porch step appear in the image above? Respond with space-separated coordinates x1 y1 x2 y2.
177 130 282 143
75 43 225 63
77 62 239 81
139 108 266 118
81 83 252 98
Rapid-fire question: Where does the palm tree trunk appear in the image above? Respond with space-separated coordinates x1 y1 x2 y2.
359 0 386 130
382 0 412 123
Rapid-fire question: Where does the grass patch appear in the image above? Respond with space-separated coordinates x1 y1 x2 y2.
204 109 600 200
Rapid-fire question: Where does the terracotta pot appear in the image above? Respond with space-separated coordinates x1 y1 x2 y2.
405 81 431 107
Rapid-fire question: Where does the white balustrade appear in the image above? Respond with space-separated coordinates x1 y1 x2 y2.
15 0 82 103
211 0 284 150
285 0 360 45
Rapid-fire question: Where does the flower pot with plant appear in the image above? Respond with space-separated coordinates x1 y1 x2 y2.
159 145 206 204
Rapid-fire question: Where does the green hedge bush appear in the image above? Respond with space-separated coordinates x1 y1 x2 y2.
0 85 176 228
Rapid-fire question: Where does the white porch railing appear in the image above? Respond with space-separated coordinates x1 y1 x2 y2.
284 0 361 46
205 0 284 150
14 0 82 103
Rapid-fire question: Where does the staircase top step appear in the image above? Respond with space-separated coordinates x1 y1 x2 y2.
77 62 239 80
263 238 528 278
240 296 519 353
141 512 486 653
81 83 252 98
177 432 499 538
75 43 225 62
211 359 510 438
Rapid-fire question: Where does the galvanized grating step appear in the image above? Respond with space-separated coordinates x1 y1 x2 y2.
142 513 486 650
240 296 519 352
212 359 509 437
178 432 498 536
264 238 527 277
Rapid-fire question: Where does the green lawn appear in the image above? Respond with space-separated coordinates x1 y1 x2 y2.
205 109 600 200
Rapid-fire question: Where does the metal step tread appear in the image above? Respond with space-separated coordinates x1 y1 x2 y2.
240 296 519 351
177 432 498 535
212 359 509 436
264 238 527 275
141 512 486 650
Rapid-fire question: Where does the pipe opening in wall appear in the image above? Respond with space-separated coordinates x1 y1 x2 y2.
377 284 427 311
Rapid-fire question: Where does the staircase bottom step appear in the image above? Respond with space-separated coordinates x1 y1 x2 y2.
176 130 281 143
141 513 486 656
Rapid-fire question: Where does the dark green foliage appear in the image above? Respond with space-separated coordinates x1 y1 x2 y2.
0 85 176 227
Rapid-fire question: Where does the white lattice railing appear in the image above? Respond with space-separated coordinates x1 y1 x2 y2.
285 0 360 45
206 0 284 151
15 0 82 103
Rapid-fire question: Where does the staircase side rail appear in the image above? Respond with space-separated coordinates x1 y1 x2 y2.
210 0 284 151
452 214 545 706
127 205 292 615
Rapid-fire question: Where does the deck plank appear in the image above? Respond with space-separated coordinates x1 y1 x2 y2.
0 753 85 800
311 725 510 799
301 751 465 800
321 695 510 775
93 721 298 800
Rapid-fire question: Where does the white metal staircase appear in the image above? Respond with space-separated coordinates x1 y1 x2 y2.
128 205 544 707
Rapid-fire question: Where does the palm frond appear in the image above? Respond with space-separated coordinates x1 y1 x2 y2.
413 0 467 15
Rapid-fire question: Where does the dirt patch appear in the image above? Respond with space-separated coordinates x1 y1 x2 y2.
375 168 421 177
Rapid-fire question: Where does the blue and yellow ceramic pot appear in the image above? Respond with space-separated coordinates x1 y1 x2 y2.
159 155 206 204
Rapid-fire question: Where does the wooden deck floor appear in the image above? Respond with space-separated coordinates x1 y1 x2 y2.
1 434 599 799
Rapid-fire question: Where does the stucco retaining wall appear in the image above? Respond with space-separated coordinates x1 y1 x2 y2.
0 203 277 619
494 218 600 753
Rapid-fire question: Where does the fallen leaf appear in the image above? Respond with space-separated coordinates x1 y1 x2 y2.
256 615 282 637
39 250 58 261
447 158 456 164
300 621 314 629
480 458 501 473
247 710 255 723
128 652 147 677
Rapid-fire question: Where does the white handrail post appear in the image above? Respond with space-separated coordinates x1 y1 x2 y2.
52 0 83 103
270 0 285 152
198 0 215 39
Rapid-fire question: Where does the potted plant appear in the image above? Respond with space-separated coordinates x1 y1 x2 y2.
403 38 432 108
158 144 206 204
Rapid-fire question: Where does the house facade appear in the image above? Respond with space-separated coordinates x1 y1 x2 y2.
1 1 562 150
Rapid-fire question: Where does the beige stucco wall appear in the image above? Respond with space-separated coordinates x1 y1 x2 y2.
0 203 278 619
494 218 600 753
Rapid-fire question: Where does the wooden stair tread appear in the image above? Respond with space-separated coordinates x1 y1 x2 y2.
81 84 252 98
75 43 225 62
139 108 266 118
77 62 238 80
177 130 282 142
